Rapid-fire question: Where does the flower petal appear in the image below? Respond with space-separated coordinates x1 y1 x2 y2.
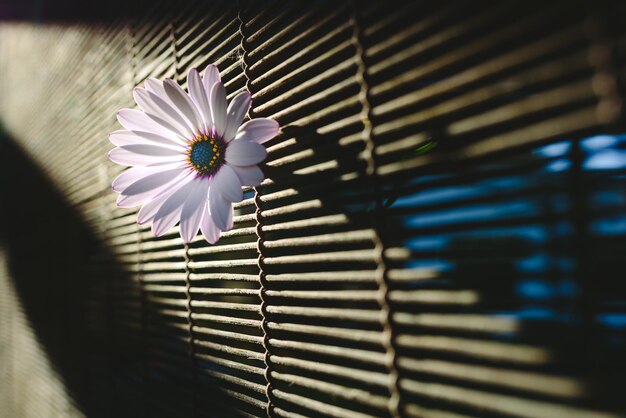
112 165 180 193
136 173 195 225
224 91 251 142
188 68 212 131
235 118 279 144
225 202 234 230
134 87 194 139
210 82 227 139
163 78 204 134
208 186 231 230
179 178 209 243
108 145 186 166
230 164 264 187
117 167 183 196
109 130 186 149
203 65 221 102
200 203 220 244
144 78 175 108
147 78 205 135
118 144 184 157
117 109 180 140
152 177 197 237
137 189 171 225
225 139 267 166
116 167 186 208
212 164 243 202
112 167 146 193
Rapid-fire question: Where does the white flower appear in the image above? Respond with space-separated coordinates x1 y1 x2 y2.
108 65 279 244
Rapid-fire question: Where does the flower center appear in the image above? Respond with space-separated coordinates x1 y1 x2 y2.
187 134 224 175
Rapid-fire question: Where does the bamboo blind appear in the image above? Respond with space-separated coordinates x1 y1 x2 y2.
1 1 625 417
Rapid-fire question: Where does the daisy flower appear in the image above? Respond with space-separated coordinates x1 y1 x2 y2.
108 65 279 244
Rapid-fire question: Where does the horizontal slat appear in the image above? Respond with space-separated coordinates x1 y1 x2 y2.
396 335 552 365
267 322 383 345
272 389 378 418
399 358 586 398
272 371 388 411
401 379 620 418
271 355 388 388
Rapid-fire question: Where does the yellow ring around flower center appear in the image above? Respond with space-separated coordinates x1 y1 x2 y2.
187 134 224 175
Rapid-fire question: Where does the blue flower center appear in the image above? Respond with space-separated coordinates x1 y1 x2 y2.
188 134 224 175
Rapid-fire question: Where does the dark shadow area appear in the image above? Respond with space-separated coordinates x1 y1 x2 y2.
0 0 189 23
378 136 626 415
0 0 129 22
0 0 335 24
0 128 136 417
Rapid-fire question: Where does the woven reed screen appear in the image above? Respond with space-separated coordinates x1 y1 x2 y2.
1 1 626 417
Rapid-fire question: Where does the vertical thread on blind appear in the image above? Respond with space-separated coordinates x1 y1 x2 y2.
183 244 199 417
255 187 276 418
238 5 277 416
350 5 404 418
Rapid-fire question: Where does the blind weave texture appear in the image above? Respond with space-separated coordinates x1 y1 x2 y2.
1 1 626 417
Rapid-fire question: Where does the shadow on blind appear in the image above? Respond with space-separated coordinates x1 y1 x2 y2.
1 0 626 417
